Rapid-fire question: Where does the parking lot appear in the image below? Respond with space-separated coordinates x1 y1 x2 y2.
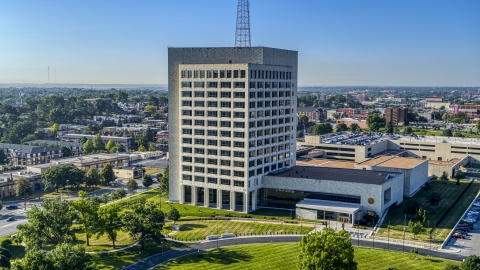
445 200 480 256
131 155 167 169
319 132 387 146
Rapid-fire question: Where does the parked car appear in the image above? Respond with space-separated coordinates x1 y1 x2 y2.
5 205 18 210
455 231 468 236
6 217 14 222
473 202 480 207
452 233 466 239
457 227 470 232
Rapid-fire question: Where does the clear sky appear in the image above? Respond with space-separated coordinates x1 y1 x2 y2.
0 0 479 86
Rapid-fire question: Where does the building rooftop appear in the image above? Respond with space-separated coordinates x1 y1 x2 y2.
0 144 59 154
270 166 399 185
375 157 426 169
357 156 392 166
428 159 462 167
394 135 480 146
296 158 356 169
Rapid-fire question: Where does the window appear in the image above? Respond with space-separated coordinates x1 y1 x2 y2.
182 119 192 125
207 130 217 136
200 70 205 78
234 132 245 138
187 70 192 78
182 174 192 180
207 177 217 184
207 140 217 146
221 131 231 137
234 70 239 78
207 120 217 127
221 91 231 98
194 120 204 126
194 139 205 145
249 82 256 89
207 111 218 117
181 70 187 78
194 70 199 78
182 91 192 97
221 121 231 127
226 70 232 78
234 92 245 98
208 149 218 155
234 151 245 158
182 100 192 106
234 171 245 177
220 141 231 147
220 150 231 156
221 101 231 108
220 82 231 88
234 161 245 168
182 128 192 135
194 129 205 135
182 165 192 171
182 147 192 153
181 81 192 88
221 179 231 185
183 138 192 144
221 111 231 118
194 91 204 97
194 101 204 107
240 70 246 78
234 181 244 187
207 101 218 107
208 158 217 165
183 156 192 162
221 169 231 176
207 70 212 78
220 70 225 78
195 166 204 173
208 82 218 88
234 122 245 128
194 157 205 163
194 176 204 182
213 70 218 78
194 110 205 116
182 110 192 116
234 82 245 88
194 82 205 88
234 112 245 118
208 91 218 97
234 102 245 108
234 141 245 148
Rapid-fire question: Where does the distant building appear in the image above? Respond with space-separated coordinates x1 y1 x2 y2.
297 107 323 122
461 92 472 100
0 144 62 166
386 107 408 125
337 108 359 118
336 118 368 129
60 134 134 151
315 93 327 100
425 96 450 109
84 98 113 105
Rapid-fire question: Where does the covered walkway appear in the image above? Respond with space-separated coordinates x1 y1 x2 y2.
296 199 362 225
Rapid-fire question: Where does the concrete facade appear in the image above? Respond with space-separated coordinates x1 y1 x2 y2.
168 47 298 212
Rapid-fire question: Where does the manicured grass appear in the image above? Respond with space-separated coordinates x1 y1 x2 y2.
166 220 312 241
71 227 136 252
1 186 102 202
145 167 163 176
0 235 25 261
377 179 480 243
153 243 460 270
90 239 190 270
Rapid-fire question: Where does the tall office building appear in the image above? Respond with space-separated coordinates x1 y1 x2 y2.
168 47 298 212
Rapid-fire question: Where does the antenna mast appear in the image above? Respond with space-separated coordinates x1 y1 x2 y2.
235 0 251 47
48 65 50 84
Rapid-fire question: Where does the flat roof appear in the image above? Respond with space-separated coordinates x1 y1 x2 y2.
428 159 462 167
296 158 356 169
296 199 361 214
271 166 398 185
395 135 480 146
357 156 392 166
376 157 426 169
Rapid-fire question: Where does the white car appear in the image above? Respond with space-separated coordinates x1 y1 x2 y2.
473 202 480 207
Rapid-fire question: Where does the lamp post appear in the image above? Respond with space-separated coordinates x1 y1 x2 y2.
372 218 375 249
216 226 219 249
387 222 390 251
357 221 360 247
403 215 406 253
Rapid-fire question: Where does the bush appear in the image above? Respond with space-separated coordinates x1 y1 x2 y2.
363 210 379 223
444 264 460 270
359 219 368 226
0 240 12 250
404 200 421 215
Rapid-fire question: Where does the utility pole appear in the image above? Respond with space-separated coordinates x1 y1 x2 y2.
403 215 406 252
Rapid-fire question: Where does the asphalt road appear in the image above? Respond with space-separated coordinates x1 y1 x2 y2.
131 156 168 169
123 235 468 270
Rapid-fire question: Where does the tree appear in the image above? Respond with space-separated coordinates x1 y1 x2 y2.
442 128 453 137
85 167 100 188
149 143 157 151
81 136 88 145
408 220 425 239
444 265 460 270
105 140 116 152
476 121 480 134
135 133 149 150
461 255 480 270
426 191 442 206
404 200 421 215
144 105 156 113
0 255 9 269
167 207 181 224
50 123 59 140
138 145 147 152
15 178 32 198
403 126 413 134
71 191 100 246
60 145 72 157
416 207 428 223
17 197 76 248
127 179 138 194
366 113 386 132
121 200 165 250
385 121 394 134
100 164 116 185
296 131 304 138
297 228 357 270
440 171 449 182
160 165 169 195
82 140 94 154
142 175 153 190
336 122 348 132
110 188 127 201
349 123 360 132
68 166 85 190
97 203 122 249
454 170 465 182
115 90 129 103
42 165 73 192
310 123 333 135
93 134 105 151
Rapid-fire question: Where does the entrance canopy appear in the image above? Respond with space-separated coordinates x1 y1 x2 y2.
296 199 362 224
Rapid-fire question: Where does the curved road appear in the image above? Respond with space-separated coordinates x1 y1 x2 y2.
124 236 468 270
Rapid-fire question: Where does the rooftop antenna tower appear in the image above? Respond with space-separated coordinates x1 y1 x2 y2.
235 0 251 47
47 65 50 84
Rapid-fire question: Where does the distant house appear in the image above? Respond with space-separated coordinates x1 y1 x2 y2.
0 144 62 166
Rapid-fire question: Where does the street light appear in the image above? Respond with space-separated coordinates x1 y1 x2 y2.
387 222 390 251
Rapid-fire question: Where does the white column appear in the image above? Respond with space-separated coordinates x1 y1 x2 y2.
230 191 235 211
192 186 197 206
217 189 222 209
252 190 257 211
204 188 209 208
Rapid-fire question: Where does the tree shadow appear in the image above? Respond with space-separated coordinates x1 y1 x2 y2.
172 248 253 265
423 258 445 264
179 223 207 231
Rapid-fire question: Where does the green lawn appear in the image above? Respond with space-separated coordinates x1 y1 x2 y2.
90 239 190 270
145 167 163 176
166 220 312 241
153 243 459 270
72 227 136 252
377 179 480 243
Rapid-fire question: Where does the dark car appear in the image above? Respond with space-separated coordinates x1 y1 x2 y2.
6 205 18 210
452 233 466 239
6 217 14 222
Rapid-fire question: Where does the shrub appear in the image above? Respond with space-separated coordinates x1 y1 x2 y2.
404 200 421 215
0 240 12 250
